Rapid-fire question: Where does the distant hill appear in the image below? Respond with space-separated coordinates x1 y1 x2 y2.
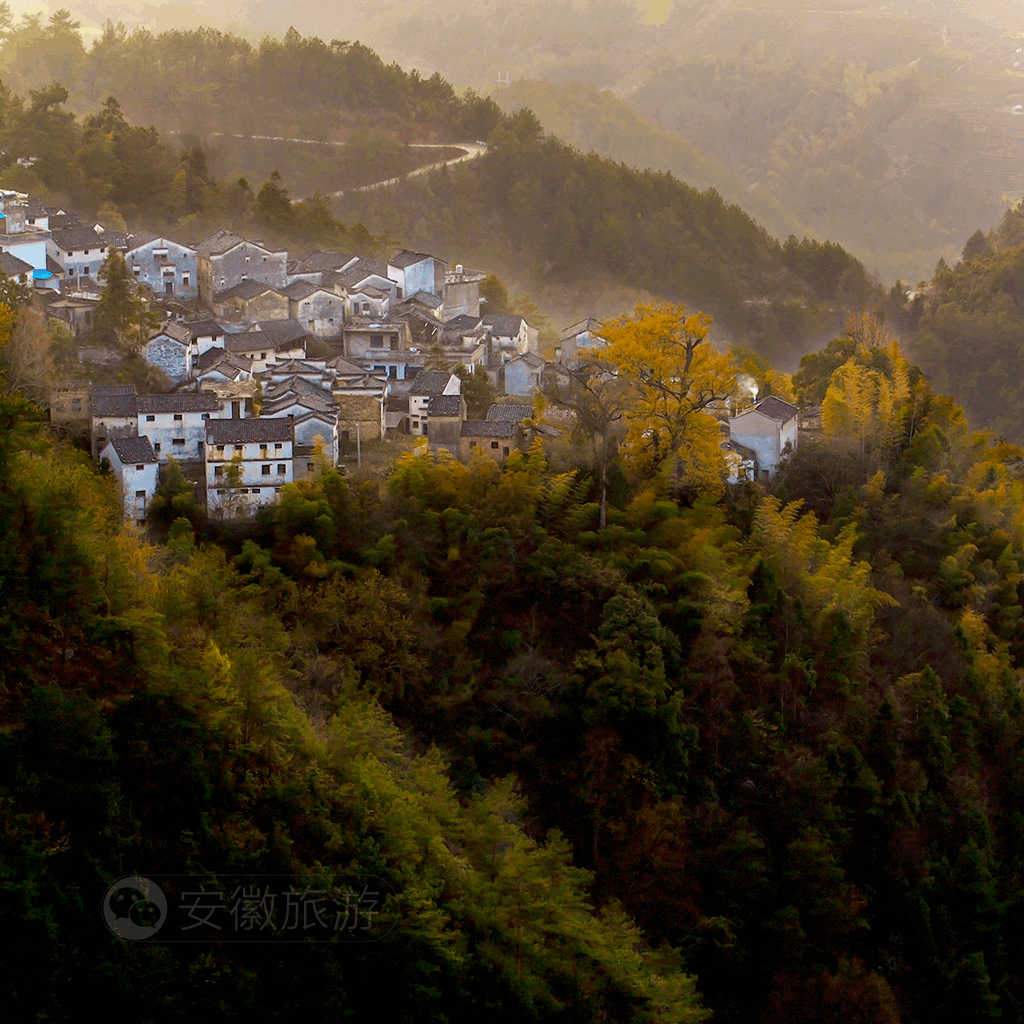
347 0 1024 284
335 108 879 368
494 79 813 246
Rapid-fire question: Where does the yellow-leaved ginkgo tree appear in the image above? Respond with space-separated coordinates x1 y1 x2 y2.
820 311 915 467
598 300 735 496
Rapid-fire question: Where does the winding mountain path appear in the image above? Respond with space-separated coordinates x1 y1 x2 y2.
332 142 488 197
205 132 487 197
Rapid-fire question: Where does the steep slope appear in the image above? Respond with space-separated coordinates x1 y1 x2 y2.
493 79 813 246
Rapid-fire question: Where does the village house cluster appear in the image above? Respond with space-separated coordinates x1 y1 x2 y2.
28 188 600 521
24 187 805 523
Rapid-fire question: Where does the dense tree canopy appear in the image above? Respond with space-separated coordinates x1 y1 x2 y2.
6 302 1024 1021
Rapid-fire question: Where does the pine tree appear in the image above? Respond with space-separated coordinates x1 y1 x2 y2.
94 248 159 358
256 169 294 235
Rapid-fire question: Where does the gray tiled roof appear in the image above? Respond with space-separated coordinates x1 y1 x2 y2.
52 227 107 253
408 371 455 397
751 396 798 423
445 314 483 331
506 352 545 367
91 393 138 417
47 212 82 231
461 419 516 438
0 251 33 276
427 394 463 417
107 435 157 464
301 250 358 273
329 258 390 287
214 279 278 302
326 355 371 375
263 376 336 414
125 230 160 250
195 229 245 257
390 249 444 269
224 330 270 354
150 320 192 344
138 393 221 413
486 404 532 423
482 314 524 337
397 290 443 308
195 349 253 375
257 319 308 347
206 417 294 444
184 318 225 338
100 230 130 250
282 280 321 300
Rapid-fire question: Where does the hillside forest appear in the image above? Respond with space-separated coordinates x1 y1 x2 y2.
7 277 1024 1023
4 12 1024 1023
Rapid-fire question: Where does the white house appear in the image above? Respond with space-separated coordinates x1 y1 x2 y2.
221 320 308 374
0 197 50 276
205 417 295 520
137 392 231 463
387 250 447 300
142 320 193 383
47 226 110 282
262 376 340 465
482 314 537 361
557 317 604 365
90 387 139 460
728 396 799 481
99 435 159 525
283 281 344 339
407 371 461 437
502 352 546 397
126 233 198 301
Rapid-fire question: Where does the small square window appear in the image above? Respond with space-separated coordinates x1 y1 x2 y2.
491 441 499 449
172 438 185 446
173 413 183 421
274 443 283 450
135 467 144 473
145 414 155 422
215 466 223 478
135 489 146 496
260 352 266 360
252 488 260 495
277 464 285 474
262 464 271 476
